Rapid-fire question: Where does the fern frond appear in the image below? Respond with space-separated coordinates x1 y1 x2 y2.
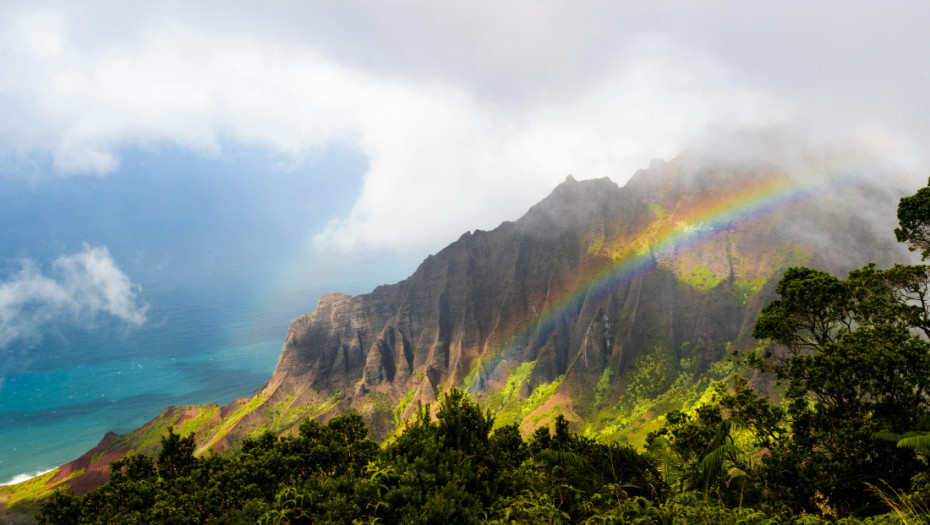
647 436 684 488
873 430 905 443
898 434 930 455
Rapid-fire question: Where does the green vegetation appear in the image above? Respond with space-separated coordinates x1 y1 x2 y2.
593 366 614 406
111 407 188 457
585 356 737 448
626 345 678 401
33 387 922 524
494 373 564 427
737 257 930 516
682 263 722 292
501 361 535 401
462 359 482 392
485 361 535 413
734 276 767 305
2 471 64 509
246 395 338 441
895 179 930 259
24 181 930 523
178 405 220 438
200 393 267 452
391 388 417 429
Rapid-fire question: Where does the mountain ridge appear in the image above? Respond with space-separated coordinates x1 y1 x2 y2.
1 153 908 505
250 156 904 441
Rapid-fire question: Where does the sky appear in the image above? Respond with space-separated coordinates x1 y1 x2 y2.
2 1 930 361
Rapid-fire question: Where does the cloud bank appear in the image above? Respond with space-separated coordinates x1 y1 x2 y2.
0 245 147 348
1 1 928 253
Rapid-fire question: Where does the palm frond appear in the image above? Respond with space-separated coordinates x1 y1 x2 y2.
699 443 741 477
538 449 592 472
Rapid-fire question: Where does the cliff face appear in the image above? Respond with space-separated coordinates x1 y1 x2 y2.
253 157 904 439
266 176 643 424
7 154 906 503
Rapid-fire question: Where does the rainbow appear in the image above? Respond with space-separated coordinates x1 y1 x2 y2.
250 153 881 391
463 170 846 389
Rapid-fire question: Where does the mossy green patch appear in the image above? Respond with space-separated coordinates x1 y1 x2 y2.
681 264 722 292
111 406 185 457
734 276 767 305
462 361 482 393
482 361 535 416
178 405 220 442
529 404 562 425
493 373 564 427
366 391 393 413
583 354 739 449
360 392 397 443
626 345 678 402
199 394 267 453
392 389 417 429
246 392 343 441
594 366 614 406
500 362 535 404
369 388 422 445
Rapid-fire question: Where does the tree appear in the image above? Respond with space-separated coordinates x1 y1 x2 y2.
376 389 501 524
647 405 747 503
157 427 197 480
735 182 930 516
895 178 930 259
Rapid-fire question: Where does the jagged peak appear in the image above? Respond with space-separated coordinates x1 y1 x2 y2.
515 176 622 235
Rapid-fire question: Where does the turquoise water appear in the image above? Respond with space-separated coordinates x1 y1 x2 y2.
0 145 372 485
0 283 290 485
0 256 418 485
0 145 423 486
0 339 281 484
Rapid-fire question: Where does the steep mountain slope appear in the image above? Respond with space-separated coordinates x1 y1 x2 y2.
254 157 904 442
3 154 907 503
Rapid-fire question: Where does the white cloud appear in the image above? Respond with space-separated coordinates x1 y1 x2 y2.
315 45 780 251
0 245 146 348
1 1 929 253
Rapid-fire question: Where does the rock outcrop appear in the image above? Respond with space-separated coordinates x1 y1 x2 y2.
7 154 907 502
253 156 904 438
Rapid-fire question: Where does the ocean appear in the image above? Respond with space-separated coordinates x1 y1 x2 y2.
0 281 294 485
0 248 421 486
0 145 396 485
0 144 432 486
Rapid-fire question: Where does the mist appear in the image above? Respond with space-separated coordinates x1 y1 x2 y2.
649 128 916 273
